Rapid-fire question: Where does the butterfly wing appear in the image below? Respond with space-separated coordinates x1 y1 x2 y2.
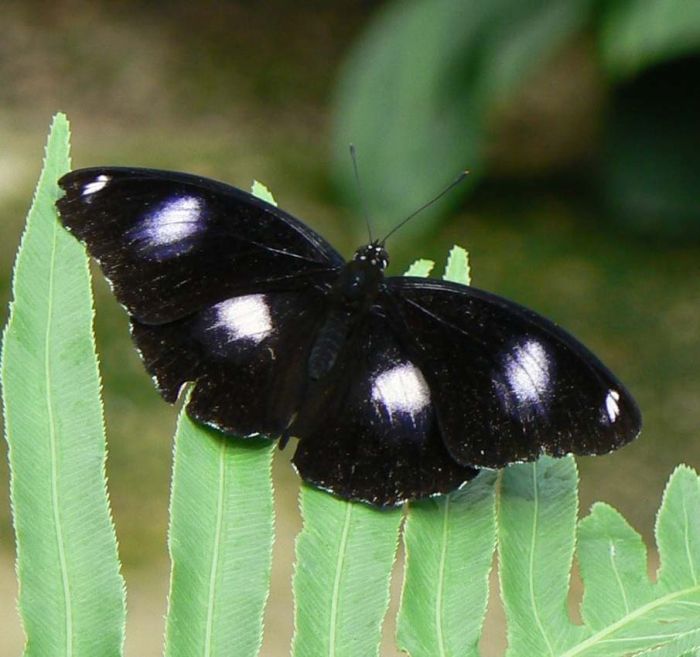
57 167 344 437
290 311 479 506
384 277 642 469
131 288 328 436
57 167 344 324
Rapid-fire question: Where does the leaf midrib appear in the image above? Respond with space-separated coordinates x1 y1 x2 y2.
529 461 555 657
608 539 630 615
203 439 228 657
46 213 73 655
329 503 353 657
435 496 450 657
559 583 700 657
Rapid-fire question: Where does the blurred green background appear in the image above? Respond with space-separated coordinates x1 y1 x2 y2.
1 1 699 655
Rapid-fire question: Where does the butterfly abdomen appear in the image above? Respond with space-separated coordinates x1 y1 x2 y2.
307 255 385 381
307 310 352 380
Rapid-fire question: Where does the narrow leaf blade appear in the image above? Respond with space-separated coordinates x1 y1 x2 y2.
2 113 125 657
292 488 402 657
656 465 700 594
498 456 583 656
397 472 497 657
164 410 275 657
577 502 653 630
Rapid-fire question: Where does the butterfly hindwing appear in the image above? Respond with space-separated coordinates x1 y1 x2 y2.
385 277 641 469
57 168 344 324
290 312 479 506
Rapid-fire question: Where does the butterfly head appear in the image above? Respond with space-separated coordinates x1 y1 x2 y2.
353 241 389 271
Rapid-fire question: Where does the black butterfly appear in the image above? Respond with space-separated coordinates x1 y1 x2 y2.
56 167 641 506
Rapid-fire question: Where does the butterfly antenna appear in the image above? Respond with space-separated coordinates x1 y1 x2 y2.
380 171 469 244
349 144 373 243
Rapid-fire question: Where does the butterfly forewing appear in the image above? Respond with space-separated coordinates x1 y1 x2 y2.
290 312 479 506
57 168 344 324
385 277 642 469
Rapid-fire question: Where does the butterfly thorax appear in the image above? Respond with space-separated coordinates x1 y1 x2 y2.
307 243 388 381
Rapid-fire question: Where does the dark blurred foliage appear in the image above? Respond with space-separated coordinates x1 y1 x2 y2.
332 0 700 241
600 55 700 238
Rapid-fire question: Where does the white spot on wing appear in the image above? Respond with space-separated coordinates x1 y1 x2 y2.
371 362 430 423
505 339 551 404
127 195 204 259
82 174 110 197
605 389 620 423
212 295 272 344
144 196 202 245
496 338 554 417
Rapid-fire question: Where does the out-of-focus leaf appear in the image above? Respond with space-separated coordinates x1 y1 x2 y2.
599 56 700 238
2 113 125 656
332 0 592 240
599 0 700 79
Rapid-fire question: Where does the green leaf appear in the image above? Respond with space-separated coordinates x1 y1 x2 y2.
442 244 471 285
164 180 278 657
1 113 125 656
577 503 653 630
164 410 274 657
404 258 435 277
292 488 402 657
656 465 700 594
499 456 585 656
599 0 700 79
332 0 592 238
637 629 700 657
499 460 700 657
251 179 276 205
397 472 497 657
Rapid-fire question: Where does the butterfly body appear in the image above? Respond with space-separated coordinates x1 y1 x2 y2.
309 243 388 380
56 167 642 506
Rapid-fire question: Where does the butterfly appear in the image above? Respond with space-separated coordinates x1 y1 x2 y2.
56 167 642 506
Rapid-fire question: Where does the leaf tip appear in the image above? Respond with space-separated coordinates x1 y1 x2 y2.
443 244 470 285
251 180 277 206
